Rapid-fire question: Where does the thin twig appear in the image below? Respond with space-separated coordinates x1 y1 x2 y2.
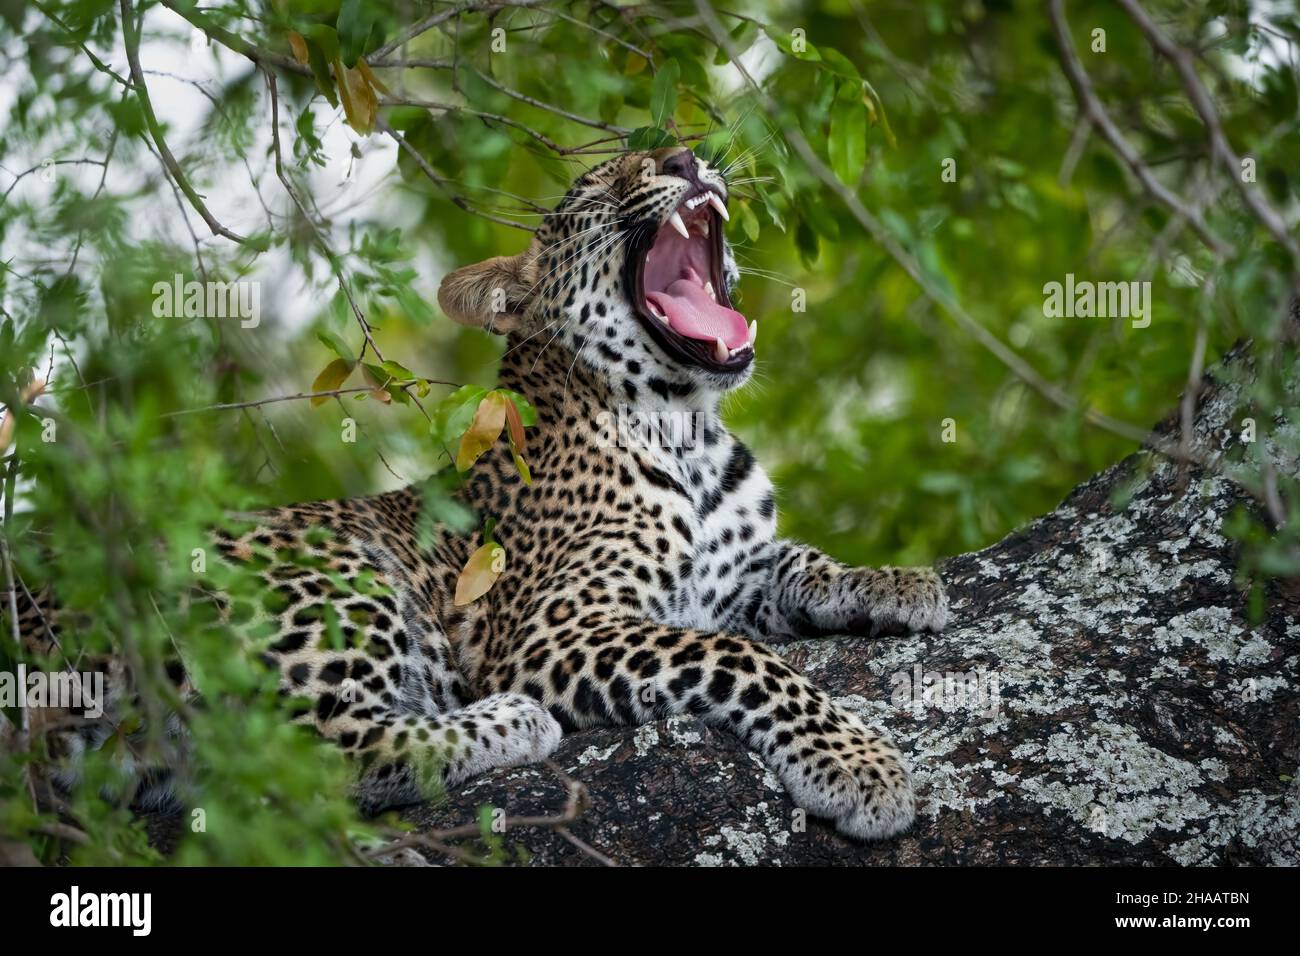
264 71 385 361
163 381 457 417
379 118 538 232
0 159 107 204
120 0 251 245
369 0 546 61
367 759 618 866
381 94 579 155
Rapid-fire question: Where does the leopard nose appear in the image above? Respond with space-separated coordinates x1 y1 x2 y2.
658 148 697 180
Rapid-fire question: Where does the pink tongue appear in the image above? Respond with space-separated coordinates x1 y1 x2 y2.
646 279 749 349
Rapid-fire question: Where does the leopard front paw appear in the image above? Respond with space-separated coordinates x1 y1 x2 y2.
777 719 916 840
854 566 949 636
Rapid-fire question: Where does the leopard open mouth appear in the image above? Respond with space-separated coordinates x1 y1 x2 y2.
626 188 755 374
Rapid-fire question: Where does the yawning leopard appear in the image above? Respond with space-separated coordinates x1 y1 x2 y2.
14 147 949 840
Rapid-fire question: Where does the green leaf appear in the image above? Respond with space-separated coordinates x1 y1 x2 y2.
511 451 533 486
818 47 861 81
380 359 415 382
761 191 787 232
361 363 407 404
627 126 675 150
106 97 146 136
599 90 624 125
649 59 680 127
316 329 353 361
300 23 340 61
695 131 731 167
714 20 757 65
304 35 339 107
803 198 841 241
829 81 867 187
861 77 897 148
337 0 379 67
764 25 821 61
795 216 819 265
430 385 487 447
736 200 760 243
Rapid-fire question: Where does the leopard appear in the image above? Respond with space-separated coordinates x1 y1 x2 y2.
10 146 948 841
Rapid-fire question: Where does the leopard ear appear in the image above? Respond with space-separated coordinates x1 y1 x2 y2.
437 247 537 334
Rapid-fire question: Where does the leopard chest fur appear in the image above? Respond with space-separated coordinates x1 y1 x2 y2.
637 426 779 633
551 403 780 634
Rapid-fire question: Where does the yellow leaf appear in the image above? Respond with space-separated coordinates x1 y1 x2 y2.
454 541 505 606
340 65 378 134
311 358 355 406
334 58 365 132
357 58 390 95
288 31 309 65
862 89 877 125
359 69 378 131
456 392 508 471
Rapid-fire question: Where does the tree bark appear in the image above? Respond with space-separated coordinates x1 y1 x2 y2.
405 342 1300 866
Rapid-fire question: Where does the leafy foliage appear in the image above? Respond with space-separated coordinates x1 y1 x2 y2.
2 0 1298 864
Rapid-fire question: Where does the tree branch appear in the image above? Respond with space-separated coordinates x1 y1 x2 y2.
1047 0 1232 257
157 0 312 76
1114 0 1300 274
468 69 629 134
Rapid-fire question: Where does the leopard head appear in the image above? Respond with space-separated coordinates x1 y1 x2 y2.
437 147 753 397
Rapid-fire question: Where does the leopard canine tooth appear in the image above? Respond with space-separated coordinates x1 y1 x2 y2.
708 194 730 221
748 320 757 344
706 281 715 301
669 211 689 239
713 337 729 363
